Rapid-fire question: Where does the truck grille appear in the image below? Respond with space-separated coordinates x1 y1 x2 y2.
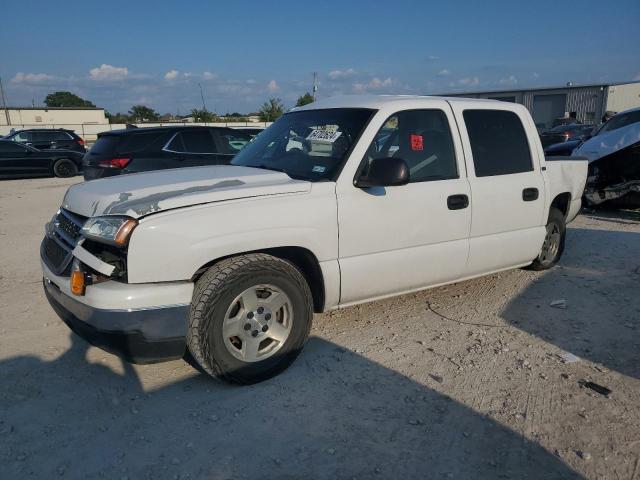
41 208 87 276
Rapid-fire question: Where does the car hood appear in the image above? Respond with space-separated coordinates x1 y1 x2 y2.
62 165 311 219
574 122 640 162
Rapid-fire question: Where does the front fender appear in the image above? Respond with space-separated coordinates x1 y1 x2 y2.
126 184 338 283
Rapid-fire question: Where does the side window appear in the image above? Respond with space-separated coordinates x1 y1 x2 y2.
217 130 251 154
463 110 533 177
364 109 458 182
52 131 72 141
119 132 165 153
12 132 32 143
33 131 57 143
180 130 217 154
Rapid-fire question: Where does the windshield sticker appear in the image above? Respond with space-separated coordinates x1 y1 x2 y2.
307 129 343 143
312 165 327 173
410 134 424 151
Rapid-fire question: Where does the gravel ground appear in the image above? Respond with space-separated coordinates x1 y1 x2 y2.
1 176 639 480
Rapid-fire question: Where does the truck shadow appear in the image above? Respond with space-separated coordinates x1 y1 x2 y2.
501 223 640 380
0 334 581 479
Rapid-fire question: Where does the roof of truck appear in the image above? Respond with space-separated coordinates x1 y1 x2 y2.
293 94 509 111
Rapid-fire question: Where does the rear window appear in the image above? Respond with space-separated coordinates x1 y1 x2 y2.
90 135 120 155
464 109 533 177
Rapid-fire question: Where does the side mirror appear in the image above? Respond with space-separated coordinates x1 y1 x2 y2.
355 157 410 188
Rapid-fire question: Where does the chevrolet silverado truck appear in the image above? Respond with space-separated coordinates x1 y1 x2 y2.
41 96 588 384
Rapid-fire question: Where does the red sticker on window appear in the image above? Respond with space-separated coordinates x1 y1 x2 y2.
410 134 423 151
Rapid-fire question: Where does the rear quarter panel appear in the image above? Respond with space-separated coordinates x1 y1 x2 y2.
545 158 588 222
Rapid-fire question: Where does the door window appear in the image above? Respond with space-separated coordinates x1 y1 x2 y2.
463 110 533 177
363 109 458 182
12 132 32 143
166 130 217 154
180 130 217 153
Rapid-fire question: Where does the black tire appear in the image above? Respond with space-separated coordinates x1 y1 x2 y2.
528 207 566 271
186 253 313 384
53 158 78 178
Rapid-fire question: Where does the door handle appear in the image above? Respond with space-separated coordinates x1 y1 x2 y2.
522 188 539 201
447 194 469 210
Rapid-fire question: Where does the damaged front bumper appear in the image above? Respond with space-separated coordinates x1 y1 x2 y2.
584 179 640 206
42 259 193 364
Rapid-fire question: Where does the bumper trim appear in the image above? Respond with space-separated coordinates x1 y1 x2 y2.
44 278 188 364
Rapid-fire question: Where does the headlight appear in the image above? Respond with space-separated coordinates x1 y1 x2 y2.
81 216 138 246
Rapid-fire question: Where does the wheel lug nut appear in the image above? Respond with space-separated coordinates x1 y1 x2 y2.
243 323 251 331
247 312 254 319
265 313 271 321
262 325 269 332
251 330 259 337
257 307 264 314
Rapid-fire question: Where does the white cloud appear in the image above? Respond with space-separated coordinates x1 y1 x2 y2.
267 80 279 92
164 69 179 80
328 68 356 80
89 64 129 81
352 77 393 93
498 75 518 86
11 72 55 83
532 72 540 79
437 69 451 77
202 71 217 81
458 77 480 87
426 55 439 61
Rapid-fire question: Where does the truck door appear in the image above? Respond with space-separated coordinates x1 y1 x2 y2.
336 104 471 305
448 101 546 276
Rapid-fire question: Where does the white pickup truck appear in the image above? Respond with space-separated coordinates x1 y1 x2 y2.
41 96 587 384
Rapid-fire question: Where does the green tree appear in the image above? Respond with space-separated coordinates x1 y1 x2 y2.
128 105 159 122
190 108 217 122
44 91 95 108
295 92 314 107
259 97 285 122
105 111 131 124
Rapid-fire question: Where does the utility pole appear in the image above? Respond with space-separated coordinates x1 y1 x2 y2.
312 72 318 101
0 76 10 125
198 83 207 112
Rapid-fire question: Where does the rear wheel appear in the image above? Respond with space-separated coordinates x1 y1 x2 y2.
186 253 313 384
528 207 566 271
53 158 78 178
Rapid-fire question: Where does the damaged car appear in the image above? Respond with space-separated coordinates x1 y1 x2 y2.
574 107 640 207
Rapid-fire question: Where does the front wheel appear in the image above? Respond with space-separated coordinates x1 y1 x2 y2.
53 158 78 178
186 253 313 384
528 207 566 271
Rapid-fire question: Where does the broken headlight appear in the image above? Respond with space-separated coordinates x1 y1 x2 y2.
81 216 138 246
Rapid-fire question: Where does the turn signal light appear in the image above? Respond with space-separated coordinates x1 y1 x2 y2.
71 270 86 296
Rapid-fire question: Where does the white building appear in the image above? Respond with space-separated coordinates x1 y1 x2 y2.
0 106 107 127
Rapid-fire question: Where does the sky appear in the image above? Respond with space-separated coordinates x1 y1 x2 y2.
1 0 639 115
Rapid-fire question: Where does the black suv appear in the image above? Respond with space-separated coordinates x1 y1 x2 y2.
3 128 86 153
83 126 252 180
0 140 83 178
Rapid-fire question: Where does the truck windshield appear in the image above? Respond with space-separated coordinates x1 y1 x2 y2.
231 108 375 181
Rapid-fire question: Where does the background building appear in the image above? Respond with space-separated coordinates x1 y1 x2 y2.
0 106 107 127
443 81 640 129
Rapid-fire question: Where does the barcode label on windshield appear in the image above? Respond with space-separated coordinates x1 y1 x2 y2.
306 129 342 143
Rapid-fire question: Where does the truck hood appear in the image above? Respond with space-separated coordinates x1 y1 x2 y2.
62 165 311 218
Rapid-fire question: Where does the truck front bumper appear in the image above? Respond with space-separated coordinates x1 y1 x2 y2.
42 262 193 364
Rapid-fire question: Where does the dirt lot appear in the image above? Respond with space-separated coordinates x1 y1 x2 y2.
0 176 639 480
